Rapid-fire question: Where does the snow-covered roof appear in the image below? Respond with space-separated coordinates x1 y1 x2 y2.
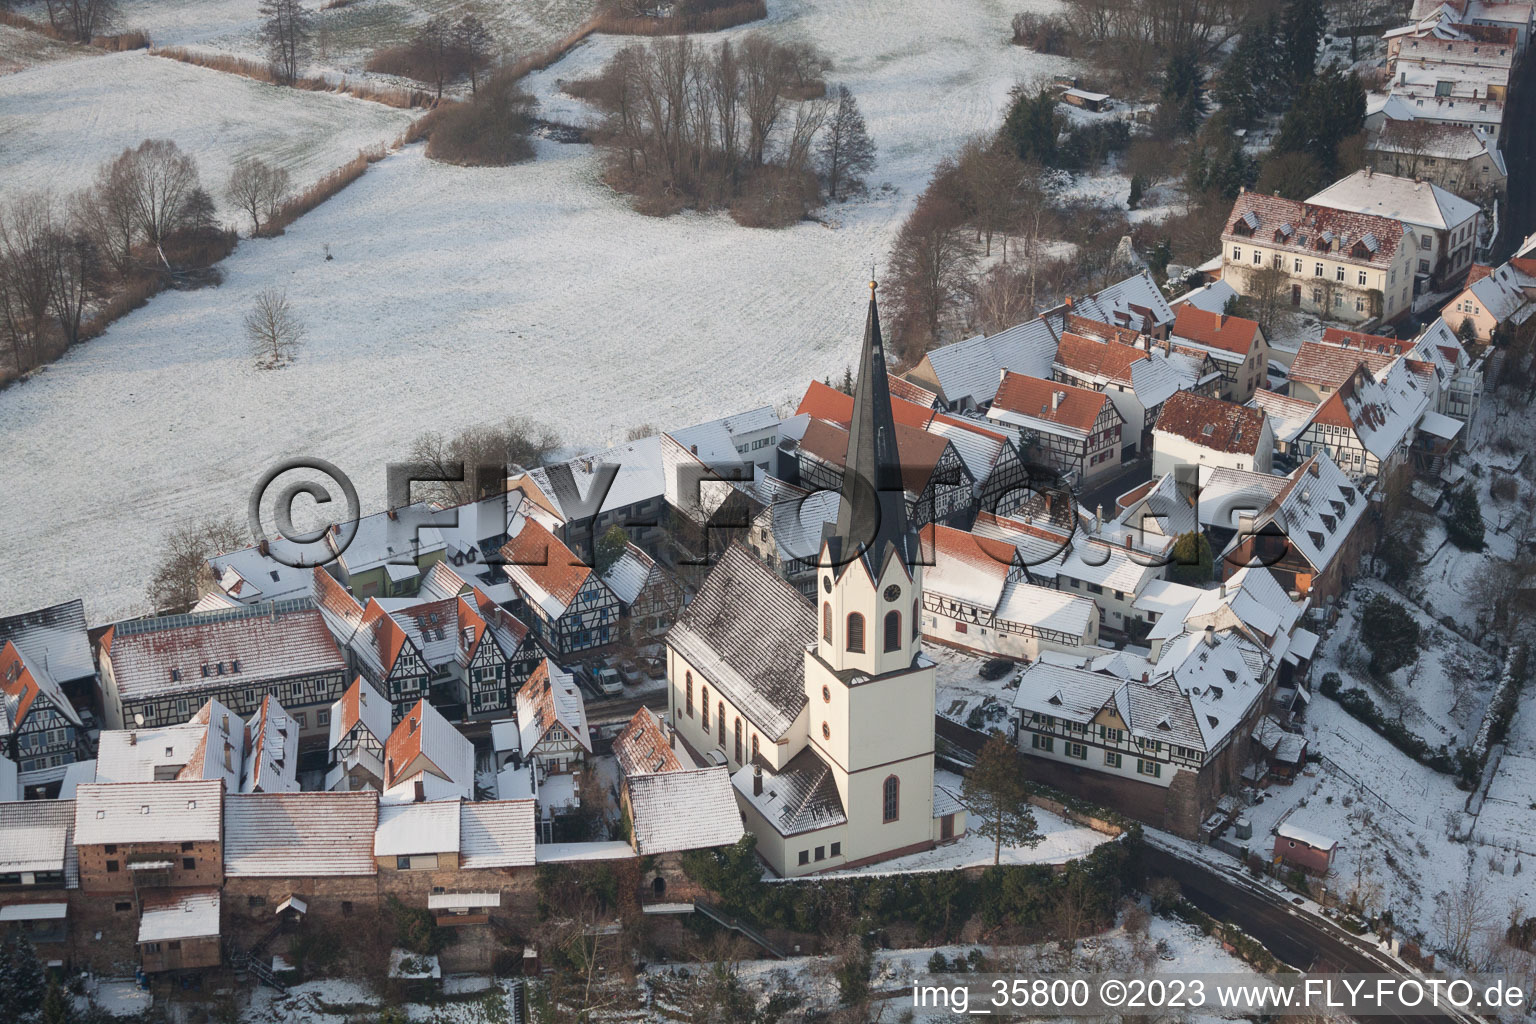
1308 170 1480 232
500 513 594 620
601 544 656 606
920 317 1058 406
207 544 315 605
731 748 846 837
138 889 220 942
375 800 460 856
666 545 815 740
1276 821 1337 851
458 799 536 869
1248 390 1318 445
1232 453 1368 575
332 504 447 578
328 677 391 753
757 478 841 564
382 699 474 802
74 780 222 846
1170 280 1238 314
0 800 76 886
515 661 591 757
1 640 83 732
102 601 346 702
223 792 379 876
242 696 298 794
0 599 94 684
0 903 67 921
627 767 744 854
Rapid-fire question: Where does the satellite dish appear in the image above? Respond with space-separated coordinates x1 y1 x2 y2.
133 713 144 727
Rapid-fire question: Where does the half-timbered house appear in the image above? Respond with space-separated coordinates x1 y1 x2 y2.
987 373 1126 485
98 602 348 747
325 677 391 791
0 640 86 797
500 515 622 657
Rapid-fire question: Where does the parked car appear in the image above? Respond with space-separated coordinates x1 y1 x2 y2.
595 668 623 697
618 659 643 686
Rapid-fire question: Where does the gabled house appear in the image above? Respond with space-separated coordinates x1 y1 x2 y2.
326 677 392 792
783 415 974 529
611 707 748 856
500 514 622 656
1051 331 1190 453
905 317 1058 411
1169 307 1270 402
0 800 77 953
1367 121 1507 200
1152 390 1274 477
1 640 86 796
599 543 686 646
1406 317 1484 423
1443 256 1536 343
350 599 432 716
93 695 299 793
0 599 96 713
515 660 592 778
746 476 842 599
1219 453 1374 601
98 600 348 740
987 372 1127 484
1284 358 1433 485
918 523 1100 659
456 588 543 720
381 698 474 804
1221 189 1418 325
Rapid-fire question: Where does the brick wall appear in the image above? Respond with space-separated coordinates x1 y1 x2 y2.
77 841 224 892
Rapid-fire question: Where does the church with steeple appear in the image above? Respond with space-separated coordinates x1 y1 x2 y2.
663 285 966 877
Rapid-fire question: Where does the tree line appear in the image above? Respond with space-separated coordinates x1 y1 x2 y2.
573 34 874 226
0 140 237 380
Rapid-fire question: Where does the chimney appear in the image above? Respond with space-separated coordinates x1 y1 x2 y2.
1141 672 1149 683
258 538 269 557
386 508 398 521
1203 624 1216 647
1052 390 1065 411
753 765 763 796
1093 505 1103 533
129 731 137 746
690 444 698 455
1220 581 1228 598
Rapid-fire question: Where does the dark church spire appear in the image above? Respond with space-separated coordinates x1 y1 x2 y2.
832 281 915 575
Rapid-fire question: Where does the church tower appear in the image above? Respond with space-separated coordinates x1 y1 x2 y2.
806 283 938 866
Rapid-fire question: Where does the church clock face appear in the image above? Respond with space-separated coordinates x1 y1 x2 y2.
883 584 901 602
822 576 832 593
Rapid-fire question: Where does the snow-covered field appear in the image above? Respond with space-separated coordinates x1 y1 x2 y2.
0 50 415 217
11 0 598 80
0 0 1077 621
0 22 88 75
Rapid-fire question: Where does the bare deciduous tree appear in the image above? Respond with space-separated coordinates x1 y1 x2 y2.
410 16 455 100
110 140 203 252
76 156 140 278
1436 875 1494 967
818 83 875 200
224 157 292 236
146 513 248 613
408 416 561 506
887 192 978 358
245 286 305 368
42 0 118 42
451 14 495 94
259 0 313 84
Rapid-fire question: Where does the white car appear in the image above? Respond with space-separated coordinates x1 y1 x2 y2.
595 668 623 697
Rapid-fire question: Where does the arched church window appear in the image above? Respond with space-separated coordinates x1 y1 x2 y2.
846 613 865 653
884 611 901 652
883 775 900 823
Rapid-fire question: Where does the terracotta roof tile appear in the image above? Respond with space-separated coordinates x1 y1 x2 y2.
991 373 1111 434
1172 306 1262 357
613 707 683 778
1224 190 1404 267
1289 343 1385 387
1053 331 1148 383
1154 391 1269 455
498 515 591 615
796 417 951 495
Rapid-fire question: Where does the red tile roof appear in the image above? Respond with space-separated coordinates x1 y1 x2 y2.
1064 313 1143 347
613 707 683 778
498 516 591 612
796 417 951 495
992 373 1111 434
887 375 939 408
1320 327 1411 355
358 599 410 675
1224 190 1405 267
383 697 429 787
0 640 44 727
1172 306 1262 357
1154 391 1269 455
796 379 936 431
1289 342 1384 388
1053 331 1148 383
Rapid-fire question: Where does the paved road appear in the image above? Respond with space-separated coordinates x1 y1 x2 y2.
1145 844 1464 1023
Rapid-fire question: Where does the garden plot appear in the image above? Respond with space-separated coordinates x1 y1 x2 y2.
0 50 414 215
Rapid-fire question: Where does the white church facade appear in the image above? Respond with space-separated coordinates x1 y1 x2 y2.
664 286 967 877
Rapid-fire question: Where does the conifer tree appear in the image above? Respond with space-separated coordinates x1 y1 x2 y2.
961 732 1042 866
819 85 876 201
